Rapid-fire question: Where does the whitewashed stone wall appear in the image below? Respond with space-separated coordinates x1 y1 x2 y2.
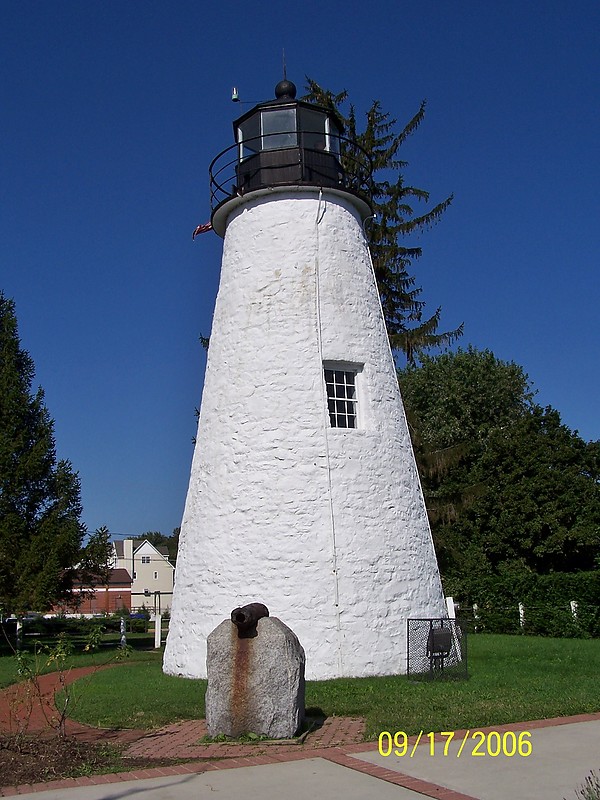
163 188 446 680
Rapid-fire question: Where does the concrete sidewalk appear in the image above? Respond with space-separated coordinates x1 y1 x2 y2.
3 714 599 799
353 717 600 800
1 758 431 800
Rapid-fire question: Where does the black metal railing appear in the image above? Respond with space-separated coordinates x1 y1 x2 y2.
209 131 373 211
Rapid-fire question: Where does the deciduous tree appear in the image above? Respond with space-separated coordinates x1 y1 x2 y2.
399 347 600 580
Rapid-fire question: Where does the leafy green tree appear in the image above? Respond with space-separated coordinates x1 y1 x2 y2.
399 347 534 570
399 347 600 581
0 293 105 612
304 78 463 363
465 406 600 574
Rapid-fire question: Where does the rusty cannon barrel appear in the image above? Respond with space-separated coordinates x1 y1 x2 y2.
231 603 269 634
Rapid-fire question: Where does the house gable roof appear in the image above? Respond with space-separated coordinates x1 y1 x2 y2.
111 538 174 567
132 539 174 566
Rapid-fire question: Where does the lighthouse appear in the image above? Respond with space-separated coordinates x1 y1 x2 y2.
163 79 446 681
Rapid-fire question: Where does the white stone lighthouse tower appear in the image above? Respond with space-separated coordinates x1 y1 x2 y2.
163 79 446 681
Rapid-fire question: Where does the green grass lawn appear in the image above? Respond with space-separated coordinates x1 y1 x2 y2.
60 635 600 737
0 637 160 690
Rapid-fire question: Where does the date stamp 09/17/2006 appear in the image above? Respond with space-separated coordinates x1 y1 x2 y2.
378 730 533 758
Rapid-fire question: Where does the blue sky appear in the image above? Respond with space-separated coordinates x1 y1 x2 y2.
2 1 599 538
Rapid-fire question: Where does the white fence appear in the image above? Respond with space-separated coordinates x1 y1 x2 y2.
444 596 599 636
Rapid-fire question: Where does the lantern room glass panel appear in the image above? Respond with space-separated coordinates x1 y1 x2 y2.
299 108 327 152
261 108 297 150
238 114 260 160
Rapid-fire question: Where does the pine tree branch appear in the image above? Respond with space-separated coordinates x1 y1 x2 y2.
303 80 462 361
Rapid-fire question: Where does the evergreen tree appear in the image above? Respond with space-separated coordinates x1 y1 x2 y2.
304 79 463 363
0 293 90 612
78 525 113 587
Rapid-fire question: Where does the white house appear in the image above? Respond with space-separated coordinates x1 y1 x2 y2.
113 539 175 613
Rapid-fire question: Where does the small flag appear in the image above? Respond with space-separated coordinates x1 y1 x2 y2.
192 221 213 239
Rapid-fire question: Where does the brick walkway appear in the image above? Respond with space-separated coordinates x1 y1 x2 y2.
0 665 365 754
125 714 366 760
0 665 145 745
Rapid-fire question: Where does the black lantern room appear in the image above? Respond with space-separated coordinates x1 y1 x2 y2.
209 80 371 235
234 79 343 193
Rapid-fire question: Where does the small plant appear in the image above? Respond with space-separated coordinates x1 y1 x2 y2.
47 632 75 736
571 771 600 800
6 635 75 741
114 642 134 660
8 648 38 745
47 631 74 664
83 625 105 652
198 731 272 744
6 625 136 742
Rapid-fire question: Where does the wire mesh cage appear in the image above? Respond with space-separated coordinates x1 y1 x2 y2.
407 618 468 681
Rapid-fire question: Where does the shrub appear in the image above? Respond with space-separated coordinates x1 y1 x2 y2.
573 771 600 800
451 570 600 638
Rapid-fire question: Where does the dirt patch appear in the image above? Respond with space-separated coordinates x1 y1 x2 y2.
0 733 182 787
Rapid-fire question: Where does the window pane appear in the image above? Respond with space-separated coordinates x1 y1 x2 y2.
301 108 327 152
238 114 260 159
324 365 359 429
262 109 297 150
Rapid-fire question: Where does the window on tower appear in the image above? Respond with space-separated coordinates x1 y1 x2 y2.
324 364 361 428
261 108 297 150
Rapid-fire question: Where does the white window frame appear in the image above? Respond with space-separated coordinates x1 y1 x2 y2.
141 555 151 564
325 117 340 155
323 361 363 429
